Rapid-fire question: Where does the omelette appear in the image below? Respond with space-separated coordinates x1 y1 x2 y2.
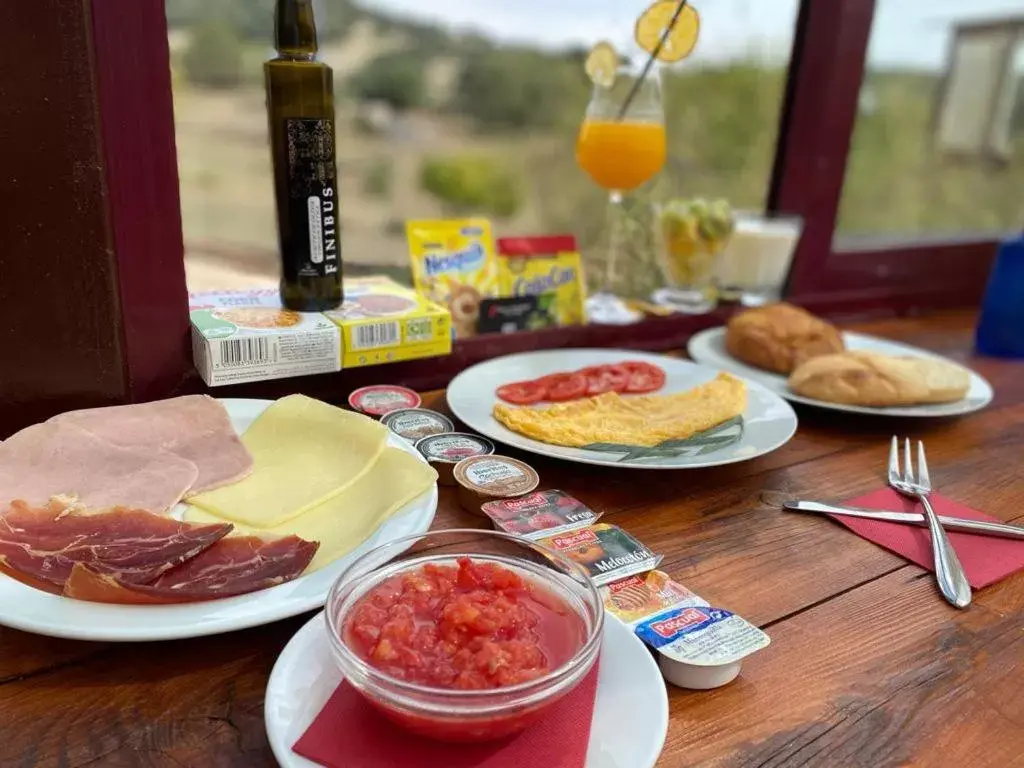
493 373 747 448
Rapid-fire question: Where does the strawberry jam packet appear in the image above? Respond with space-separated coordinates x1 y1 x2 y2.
481 489 601 540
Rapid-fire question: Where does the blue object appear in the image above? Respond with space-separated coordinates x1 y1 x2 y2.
976 236 1024 358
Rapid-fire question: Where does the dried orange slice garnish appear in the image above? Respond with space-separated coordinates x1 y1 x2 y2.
585 41 619 88
635 1 700 63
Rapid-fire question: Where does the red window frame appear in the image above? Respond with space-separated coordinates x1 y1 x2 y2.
0 0 1000 434
773 0 1000 307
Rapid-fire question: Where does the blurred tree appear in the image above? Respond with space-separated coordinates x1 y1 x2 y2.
362 157 394 199
420 156 521 218
183 21 244 88
350 52 427 111
454 48 588 130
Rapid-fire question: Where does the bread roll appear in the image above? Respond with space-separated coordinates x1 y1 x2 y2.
788 351 970 406
725 303 844 374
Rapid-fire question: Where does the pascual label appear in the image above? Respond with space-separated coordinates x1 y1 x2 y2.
481 490 599 539
635 606 770 666
602 570 708 626
540 524 661 586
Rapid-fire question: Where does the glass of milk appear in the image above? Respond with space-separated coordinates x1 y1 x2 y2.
714 213 803 306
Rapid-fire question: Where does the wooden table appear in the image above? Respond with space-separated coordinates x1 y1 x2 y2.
3 310 1023 768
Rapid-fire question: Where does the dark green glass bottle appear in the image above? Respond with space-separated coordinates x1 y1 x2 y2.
265 0 343 311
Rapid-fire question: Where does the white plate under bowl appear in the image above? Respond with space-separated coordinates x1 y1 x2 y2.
446 348 798 469
688 328 994 417
0 398 438 642
265 612 668 768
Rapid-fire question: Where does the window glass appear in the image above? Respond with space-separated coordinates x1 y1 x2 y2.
837 1 1024 240
168 0 798 298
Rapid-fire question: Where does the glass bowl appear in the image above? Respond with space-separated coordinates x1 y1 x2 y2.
324 528 604 743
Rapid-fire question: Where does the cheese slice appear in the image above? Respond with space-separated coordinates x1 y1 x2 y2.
184 447 437 573
188 394 389 527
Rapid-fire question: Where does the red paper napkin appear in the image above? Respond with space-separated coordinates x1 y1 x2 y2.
835 488 1024 589
293 662 600 768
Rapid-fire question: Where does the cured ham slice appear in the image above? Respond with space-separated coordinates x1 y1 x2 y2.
63 534 318 604
51 395 252 495
0 422 199 513
0 501 232 594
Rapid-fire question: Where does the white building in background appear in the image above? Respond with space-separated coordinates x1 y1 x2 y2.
935 15 1024 162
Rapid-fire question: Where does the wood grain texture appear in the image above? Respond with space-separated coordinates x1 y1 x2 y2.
1 312 1023 768
0 0 128 434
90 0 192 403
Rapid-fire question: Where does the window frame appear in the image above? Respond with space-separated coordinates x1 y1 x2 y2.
772 0 1000 304
0 0 1002 430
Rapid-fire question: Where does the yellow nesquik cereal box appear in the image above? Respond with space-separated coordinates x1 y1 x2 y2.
496 235 587 326
407 219 499 338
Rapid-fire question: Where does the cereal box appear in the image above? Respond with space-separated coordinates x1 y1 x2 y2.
497 235 587 326
189 289 340 387
324 276 451 369
407 219 499 338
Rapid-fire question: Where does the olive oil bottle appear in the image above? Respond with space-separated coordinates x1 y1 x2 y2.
265 0 343 311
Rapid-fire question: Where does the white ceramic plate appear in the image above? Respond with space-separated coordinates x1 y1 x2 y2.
446 349 798 469
688 328 994 417
0 398 438 642
265 612 668 768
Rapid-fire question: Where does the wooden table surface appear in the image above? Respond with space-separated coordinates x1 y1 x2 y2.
3 310 1023 768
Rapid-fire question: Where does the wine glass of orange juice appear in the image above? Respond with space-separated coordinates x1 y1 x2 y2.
576 66 665 320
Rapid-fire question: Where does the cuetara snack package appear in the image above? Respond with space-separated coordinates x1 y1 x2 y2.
496 235 587 326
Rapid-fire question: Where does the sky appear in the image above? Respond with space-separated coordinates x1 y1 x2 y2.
353 0 1024 70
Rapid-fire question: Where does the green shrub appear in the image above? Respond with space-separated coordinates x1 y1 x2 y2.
362 157 394 199
350 52 427 111
182 21 244 89
419 155 522 218
454 49 588 131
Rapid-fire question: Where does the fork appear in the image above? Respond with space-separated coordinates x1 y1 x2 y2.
888 437 972 609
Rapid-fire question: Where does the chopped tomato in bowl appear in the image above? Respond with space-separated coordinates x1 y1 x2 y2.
325 530 604 742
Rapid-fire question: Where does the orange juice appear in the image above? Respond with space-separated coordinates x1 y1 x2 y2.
575 120 666 191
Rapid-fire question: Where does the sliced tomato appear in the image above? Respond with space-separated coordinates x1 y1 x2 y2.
496 379 548 405
620 361 667 393
543 372 588 401
578 364 628 396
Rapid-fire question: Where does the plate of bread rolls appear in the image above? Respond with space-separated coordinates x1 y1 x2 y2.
688 303 993 417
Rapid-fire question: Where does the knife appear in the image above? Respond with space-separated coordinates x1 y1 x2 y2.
784 500 1024 541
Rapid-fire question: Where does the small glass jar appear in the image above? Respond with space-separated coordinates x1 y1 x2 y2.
652 200 735 314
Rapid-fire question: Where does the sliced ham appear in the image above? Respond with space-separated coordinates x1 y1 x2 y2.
63 534 318 604
0 500 232 594
0 422 199 513
51 395 252 495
